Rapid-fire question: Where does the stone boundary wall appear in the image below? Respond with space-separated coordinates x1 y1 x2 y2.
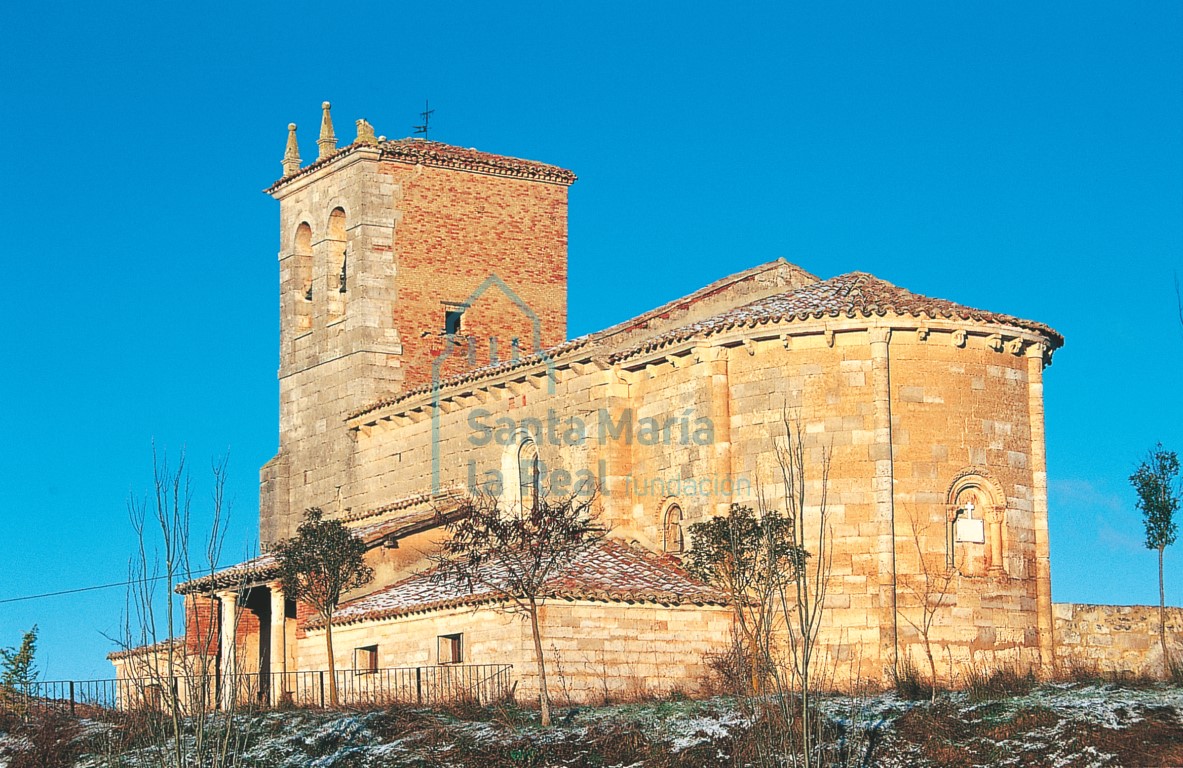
1053 602 1183 677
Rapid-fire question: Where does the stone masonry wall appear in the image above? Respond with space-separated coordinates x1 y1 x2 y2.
344 318 1054 683
1054 603 1183 677
297 600 734 704
890 334 1044 681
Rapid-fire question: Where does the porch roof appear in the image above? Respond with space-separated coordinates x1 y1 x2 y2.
305 538 730 629
107 637 184 661
176 491 467 595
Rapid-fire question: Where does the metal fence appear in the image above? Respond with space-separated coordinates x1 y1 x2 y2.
0 664 513 716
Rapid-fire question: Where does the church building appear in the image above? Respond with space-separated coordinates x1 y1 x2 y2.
112 102 1066 703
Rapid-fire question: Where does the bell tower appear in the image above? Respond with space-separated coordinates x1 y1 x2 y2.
259 102 575 545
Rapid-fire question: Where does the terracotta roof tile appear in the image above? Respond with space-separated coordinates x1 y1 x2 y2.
349 265 1061 421
267 138 575 193
611 271 1064 361
175 553 278 595
348 337 593 421
348 494 468 543
378 139 576 185
176 492 466 594
107 637 184 661
347 260 809 421
306 539 728 629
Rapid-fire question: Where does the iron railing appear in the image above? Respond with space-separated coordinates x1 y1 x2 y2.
0 663 513 716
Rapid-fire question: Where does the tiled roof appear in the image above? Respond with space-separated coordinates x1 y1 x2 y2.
349 266 1061 422
107 637 183 661
349 494 468 543
176 492 466 594
176 553 278 595
267 138 576 192
348 260 812 421
379 139 576 185
611 271 1064 361
305 539 729 629
348 337 594 421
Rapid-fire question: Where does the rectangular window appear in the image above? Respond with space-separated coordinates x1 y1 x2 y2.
354 645 378 675
438 633 463 665
444 310 463 335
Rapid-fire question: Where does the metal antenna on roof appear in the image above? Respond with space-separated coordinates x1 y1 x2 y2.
413 99 434 139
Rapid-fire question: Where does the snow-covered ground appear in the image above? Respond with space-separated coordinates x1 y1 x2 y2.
2 683 1180 767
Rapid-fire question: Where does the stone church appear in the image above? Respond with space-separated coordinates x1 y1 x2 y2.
112 101 1082 702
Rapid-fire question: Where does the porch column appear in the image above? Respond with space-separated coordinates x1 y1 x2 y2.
219 590 238 709
269 582 287 698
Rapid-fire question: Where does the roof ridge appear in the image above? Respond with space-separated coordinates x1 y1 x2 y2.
605 269 1063 362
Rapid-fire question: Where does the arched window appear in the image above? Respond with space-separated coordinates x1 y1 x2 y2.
663 504 684 553
328 207 347 240
293 222 313 330
328 208 348 310
518 439 540 511
946 469 1007 576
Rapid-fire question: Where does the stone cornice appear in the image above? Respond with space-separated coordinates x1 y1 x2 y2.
348 316 1056 429
265 144 382 198
267 138 576 196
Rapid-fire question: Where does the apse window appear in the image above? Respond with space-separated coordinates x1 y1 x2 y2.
664 504 684 553
438 633 463 665
444 309 463 336
518 440 540 511
355 644 378 675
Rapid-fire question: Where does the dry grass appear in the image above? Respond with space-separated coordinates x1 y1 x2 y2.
6 682 1183 767
1 710 84 768
891 653 932 700
963 664 1037 701
1053 659 1168 688
1079 704 1183 766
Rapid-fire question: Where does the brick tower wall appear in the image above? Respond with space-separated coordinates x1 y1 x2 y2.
261 145 570 546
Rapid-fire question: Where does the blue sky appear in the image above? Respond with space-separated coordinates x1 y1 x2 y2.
0 1 1180 679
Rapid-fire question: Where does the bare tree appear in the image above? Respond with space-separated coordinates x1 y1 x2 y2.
690 411 834 768
115 446 253 768
898 510 955 702
768 410 833 768
272 508 373 707
430 490 605 726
